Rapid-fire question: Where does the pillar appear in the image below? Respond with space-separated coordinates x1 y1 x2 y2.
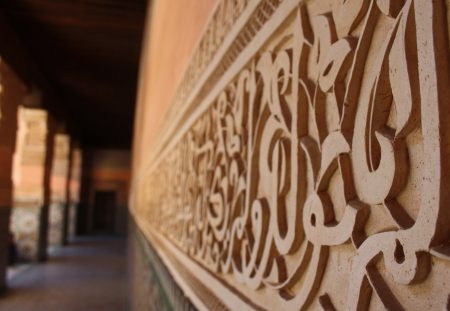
11 106 54 261
47 133 70 247
38 113 55 261
0 61 26 290
67 147 82 240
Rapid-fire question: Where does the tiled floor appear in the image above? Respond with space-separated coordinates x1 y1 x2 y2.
0 236 127 311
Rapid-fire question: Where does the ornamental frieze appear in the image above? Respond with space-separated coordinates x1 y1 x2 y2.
133 0 450 309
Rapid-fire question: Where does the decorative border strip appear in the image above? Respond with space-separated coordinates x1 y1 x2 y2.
135 216 257 311
143 0 290 177
133 223 197 310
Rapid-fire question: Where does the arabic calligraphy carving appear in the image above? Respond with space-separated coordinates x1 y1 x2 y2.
135 0 450 309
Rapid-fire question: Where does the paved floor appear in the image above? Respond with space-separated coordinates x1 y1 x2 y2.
0 236 127 311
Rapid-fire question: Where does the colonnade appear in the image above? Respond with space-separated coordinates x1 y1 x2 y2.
0 60 82 290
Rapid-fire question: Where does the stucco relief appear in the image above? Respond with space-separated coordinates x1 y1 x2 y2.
134 0 450 309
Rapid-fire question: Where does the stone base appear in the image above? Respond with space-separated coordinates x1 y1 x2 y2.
48 203 65 246
128 219 195 311
10 206 44 262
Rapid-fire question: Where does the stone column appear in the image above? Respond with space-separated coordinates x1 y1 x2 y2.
11 107 53 262
47 133 70 247
67 147 82 241
0 61 27 290
77 150 92 235
37 115 55 261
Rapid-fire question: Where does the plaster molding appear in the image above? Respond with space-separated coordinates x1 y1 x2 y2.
133 0 450 309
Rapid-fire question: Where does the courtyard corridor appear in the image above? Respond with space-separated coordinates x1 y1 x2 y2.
0 237 127 311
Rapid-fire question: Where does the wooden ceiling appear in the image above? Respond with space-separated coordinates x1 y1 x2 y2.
0 0 148 149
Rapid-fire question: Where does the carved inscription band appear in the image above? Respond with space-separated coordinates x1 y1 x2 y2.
133 0 450 309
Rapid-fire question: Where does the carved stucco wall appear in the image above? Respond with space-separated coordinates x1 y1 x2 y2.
130 0 450 310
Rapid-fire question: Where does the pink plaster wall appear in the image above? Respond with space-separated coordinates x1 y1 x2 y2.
131 0 219 176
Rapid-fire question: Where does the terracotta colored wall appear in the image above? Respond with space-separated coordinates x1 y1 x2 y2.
132 0 219 176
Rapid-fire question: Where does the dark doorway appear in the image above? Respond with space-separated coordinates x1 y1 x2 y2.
93 191 117 233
